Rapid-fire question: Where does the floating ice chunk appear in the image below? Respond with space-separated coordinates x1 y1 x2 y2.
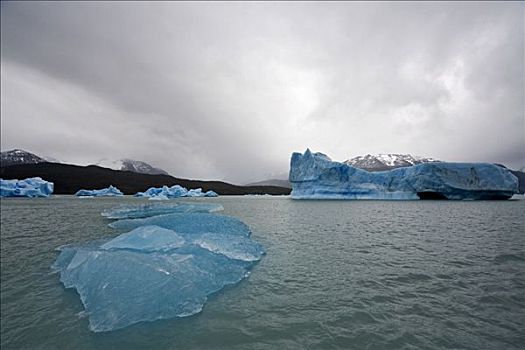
101 203 224 219
75 185 123 197
148 194 169 201
109 213 252 237
187 188 219 197
167 185 188 197
101 226 185 252
135 185 187 198
187 188 204 197
52 207 264 332
135 187 160 197
53 247 250 332
0 177 54 197
135 185 219 199
290 149 519 200
193 232 265 262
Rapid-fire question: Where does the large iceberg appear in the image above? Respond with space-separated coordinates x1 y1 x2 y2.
101 203 224 219
290 149 519 200
0 177 54 197
75 185 123 197
52 203 264 332
135 185 218 199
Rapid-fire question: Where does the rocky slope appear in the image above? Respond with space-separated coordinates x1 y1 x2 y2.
0 149 46 167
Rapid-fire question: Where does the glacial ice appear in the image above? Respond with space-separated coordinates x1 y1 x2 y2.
100 225 186 252
187 188 219 197
193 232 265 262
135 185 218 199
101 203 224 219
135 185 187 198
290 149 519 200
109 213 252 237
52 203 264 332
75 185 123 197
0 177 54 197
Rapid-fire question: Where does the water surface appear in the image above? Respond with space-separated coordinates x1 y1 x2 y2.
1 196 524 349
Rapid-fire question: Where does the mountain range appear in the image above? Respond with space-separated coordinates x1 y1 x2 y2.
0 149 47 167
95 159 169 175
344 154 439 171
1 150 169 176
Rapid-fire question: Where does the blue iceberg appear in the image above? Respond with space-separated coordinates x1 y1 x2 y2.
109 212 252 236
75 185 123 197
52 204 264 332
100 225 186 252
135 185 218 199
0 177 54 197
101 203 224 219
193 232 265 262
187 188 218 197
135 185 187 198
290 149 519 200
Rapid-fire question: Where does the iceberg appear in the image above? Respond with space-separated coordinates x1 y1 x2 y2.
100 225 186 252
75 185 123 197
52 204 264 332
290 149 519 200
193 232 265 262
187 188 219 197
109 212 252 237
135 185 188 198
135 185 218 199
0 177 54 197
101 203 224 219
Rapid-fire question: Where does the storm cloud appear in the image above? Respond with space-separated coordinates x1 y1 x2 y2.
1 2 523 183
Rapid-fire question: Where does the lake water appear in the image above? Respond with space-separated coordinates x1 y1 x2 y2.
1 196 524 349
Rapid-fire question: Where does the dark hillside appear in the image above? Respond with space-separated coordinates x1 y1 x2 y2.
0 162 291 195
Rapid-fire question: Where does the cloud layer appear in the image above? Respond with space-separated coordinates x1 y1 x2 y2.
1 2 523 182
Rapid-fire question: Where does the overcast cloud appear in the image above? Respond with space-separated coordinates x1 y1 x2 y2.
1 2 523 183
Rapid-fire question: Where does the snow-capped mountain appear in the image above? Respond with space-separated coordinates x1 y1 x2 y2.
344 154 439 171
95 158 169 175
121 159 169 175
0 149 47 167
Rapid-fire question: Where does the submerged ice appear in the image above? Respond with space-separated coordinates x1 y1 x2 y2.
290 149 519 200
135 185 218 199
75 185 123 197
101 203 224 219
109 212 252 237
0 177 54 197
52 203 264 332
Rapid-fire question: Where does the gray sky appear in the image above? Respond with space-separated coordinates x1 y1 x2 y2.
1 1 524 183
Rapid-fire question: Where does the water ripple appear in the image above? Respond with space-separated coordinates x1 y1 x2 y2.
1 197 524 349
